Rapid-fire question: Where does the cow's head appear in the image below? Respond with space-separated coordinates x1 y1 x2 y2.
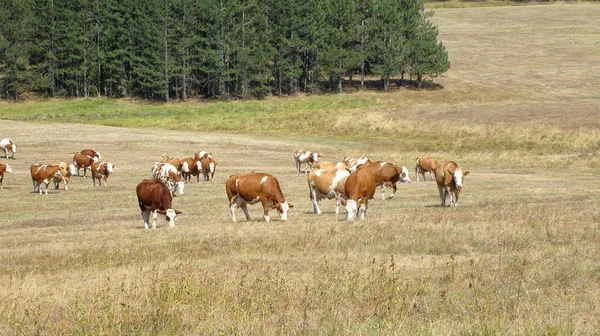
452 169 469 205
157 208 183 227
96 152 102 160
209 159 216 174
312 152 319 163
345 200 358 221
398 166 411 183
176 181 185 195
69 164 77 176
10 142 16 153
274 201 293 221
4 164 12 173
182 161 190 173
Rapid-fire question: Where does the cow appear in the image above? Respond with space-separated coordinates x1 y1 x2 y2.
344 168 378 221
72 153 96 177
0 138 17 159
181 157 202 183
80 149 102 161
342 156 371 172
312 161 350 171
199 155 217 181
294 149 319 173
151 162 184 196
194 151 211 161
30 163 61 195
51 161 77 190
307 168 350 214
357 161 411 200
415 157 438 182
91 160 115 187
0 163 13 189
226 173 294 222
136 179 182 229
161 155 184 172
435 161 470 207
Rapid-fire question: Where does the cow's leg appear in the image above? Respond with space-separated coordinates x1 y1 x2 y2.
229 198 238 222
429 171 434 181
416 167 420 182
360 201 368 220
2 148 7 158
438 185 446 207
53 178 59 190
335 194 342 214
295 160 300 173
260 197 270 222
142 211 150 230
152 210 158 228
380 184 386 200
449 191 456 207
309 186 321 214
42 180 49 195
63 177 68 190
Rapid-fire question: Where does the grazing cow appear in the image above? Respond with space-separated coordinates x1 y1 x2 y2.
151 162 184 196
73 153 96 177
415 157 438 182
435 161 470 207
161 155 184 172
80 149 102 161
181 157 202 183
30 164 61 195
294 149 319 173
357 161 411 200
312 161 350 171
344 168 378 221
307 168 350 214
91 160 114 187
343 156 371 172
200 155 217 181
226 173 294 222
0 138 17 159
136 179 182 229
51 161 77 190
0 163 13 189
194 151 211 161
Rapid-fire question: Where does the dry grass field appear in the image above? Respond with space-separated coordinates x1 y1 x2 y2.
1 3 600 335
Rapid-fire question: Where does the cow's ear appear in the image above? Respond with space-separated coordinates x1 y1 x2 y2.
175 210 182 214
157 209 167 215
463 171 470 177
288 203 294 208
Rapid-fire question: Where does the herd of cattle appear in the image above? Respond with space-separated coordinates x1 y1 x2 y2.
0 137 469 228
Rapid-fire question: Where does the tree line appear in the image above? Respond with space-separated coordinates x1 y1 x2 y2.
0 0 450 101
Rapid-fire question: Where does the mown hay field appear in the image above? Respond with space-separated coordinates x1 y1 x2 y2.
1 3 599 335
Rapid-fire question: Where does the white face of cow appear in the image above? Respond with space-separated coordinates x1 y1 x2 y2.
106 163 114 173
176 181 185 195
399 166 411 183
164 209 178 226
69 164 77 176
92 156 99 162
182 161 189 173
345 200 358 221
278 201 291 221
11 144 16 153
5 164 12 173
312 153 318 162
454 169 464 188
209 162 215 173
96 152 102 160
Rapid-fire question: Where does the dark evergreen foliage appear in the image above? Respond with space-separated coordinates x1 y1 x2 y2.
0 0 449 101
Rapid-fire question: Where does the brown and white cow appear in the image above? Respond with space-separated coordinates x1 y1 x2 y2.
161 155 184 172
415 157 438 182
194 151 211 161
200 155 217 181
226 173 294 222
73 153 96 177
344 167 378 221
343 156 371 172
294 149 319 173
51 161 77 190
357 161 411 200
307 168 350 214
136 179 182 229
181 157 202 183
0 163 13 189
80 149 102 161
0 138 17 159
91 160 115 187
312 161 350 171
31 163 61 195
152 162 184 196
435 161 470 207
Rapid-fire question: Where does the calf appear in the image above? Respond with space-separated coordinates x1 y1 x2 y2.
358 161 411 200
152 162 184 196
226 173 294 222
435 161 470 207
312 161 350 171
415 157 438 181
200 155 217 181
0 163 13 189
0 138 17 159
294 149 319 173
31 163 61 195
344 168 378 221
307 168 350 214
161 155 184 172
91 160 115 187
80 149 102 161
73 153 96 177
51 161 77 190
343 156 371 172
136 179 182 229
181 157 202 183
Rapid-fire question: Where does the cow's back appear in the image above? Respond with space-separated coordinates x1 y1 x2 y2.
137 179 172 210
417 157 438 171
435 161 459 188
